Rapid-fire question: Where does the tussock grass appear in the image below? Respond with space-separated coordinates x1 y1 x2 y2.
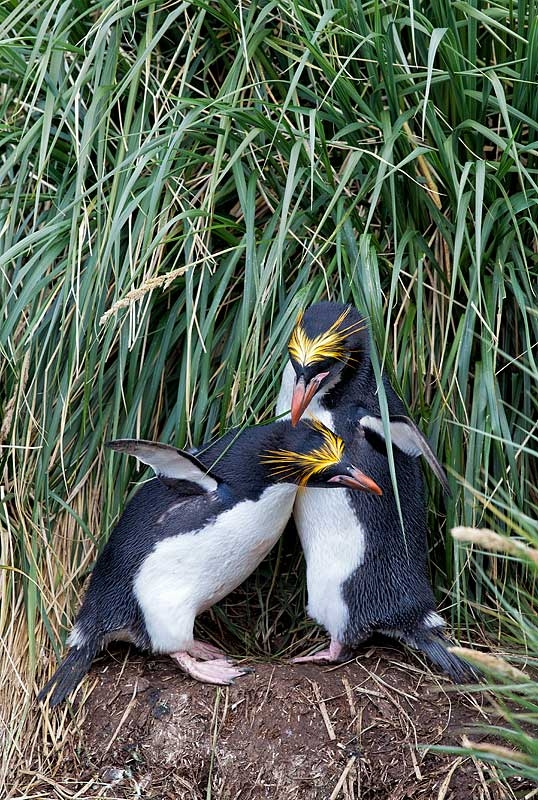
0 0 537 791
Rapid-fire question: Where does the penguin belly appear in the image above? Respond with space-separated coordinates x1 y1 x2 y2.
290 402 367 643
295 487 366 642
133 484 297 652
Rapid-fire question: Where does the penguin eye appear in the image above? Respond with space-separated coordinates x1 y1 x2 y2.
312 359 333 376
297 361 333 384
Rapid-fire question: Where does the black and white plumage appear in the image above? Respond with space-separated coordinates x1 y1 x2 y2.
276 301 476 681
38 419 381 706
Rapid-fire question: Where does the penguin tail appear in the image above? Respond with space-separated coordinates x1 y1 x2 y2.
38 639 98 707
410 631 480 683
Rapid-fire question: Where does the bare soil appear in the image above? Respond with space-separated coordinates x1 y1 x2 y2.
27 643 534 799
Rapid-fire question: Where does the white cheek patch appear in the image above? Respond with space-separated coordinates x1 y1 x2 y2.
316 369 342 397
275 362 295 418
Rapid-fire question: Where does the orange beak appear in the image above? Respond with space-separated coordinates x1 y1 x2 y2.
328 469 383 495
290 372 330 426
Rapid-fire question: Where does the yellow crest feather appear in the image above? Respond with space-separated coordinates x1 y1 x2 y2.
288 307 365 367
260 418 345 486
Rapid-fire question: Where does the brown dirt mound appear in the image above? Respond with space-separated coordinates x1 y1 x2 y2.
24 644 534 800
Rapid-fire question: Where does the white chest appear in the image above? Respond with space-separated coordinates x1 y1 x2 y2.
295 462 366 637
134 483 297 651
276 376 366 638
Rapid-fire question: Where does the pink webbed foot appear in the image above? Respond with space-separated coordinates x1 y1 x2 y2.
171 651 253 685
188 640 229 661
292 638 344 664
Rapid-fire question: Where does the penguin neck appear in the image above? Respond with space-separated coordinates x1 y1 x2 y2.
200 423 304 499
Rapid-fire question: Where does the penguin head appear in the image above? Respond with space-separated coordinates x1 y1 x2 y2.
287 302 368 425
260 418 382 494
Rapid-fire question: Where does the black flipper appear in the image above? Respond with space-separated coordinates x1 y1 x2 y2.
405 631 480 683
38 640 99 707
359 414 451 496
